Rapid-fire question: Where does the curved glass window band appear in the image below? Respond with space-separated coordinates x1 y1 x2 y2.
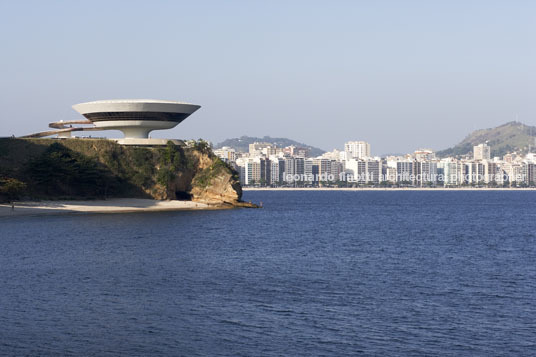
83 111 191 122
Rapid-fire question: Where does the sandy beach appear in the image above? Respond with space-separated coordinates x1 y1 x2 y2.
0 198 220 217
243 187 536 191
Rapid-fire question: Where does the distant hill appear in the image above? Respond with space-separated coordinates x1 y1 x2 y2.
215 136 326 157
437 121 536 158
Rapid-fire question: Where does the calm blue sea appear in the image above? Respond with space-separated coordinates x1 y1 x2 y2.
1 191 536 356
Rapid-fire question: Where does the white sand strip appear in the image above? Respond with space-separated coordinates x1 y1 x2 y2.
0 198 216 217
243 187 536 191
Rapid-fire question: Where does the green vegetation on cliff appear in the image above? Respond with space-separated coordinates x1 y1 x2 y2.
0 138 242 203
0 177 26 202
193 157 230 188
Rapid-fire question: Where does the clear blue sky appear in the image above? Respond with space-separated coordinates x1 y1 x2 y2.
1 0 535 155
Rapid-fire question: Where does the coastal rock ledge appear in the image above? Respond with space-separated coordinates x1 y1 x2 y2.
0 138 256 208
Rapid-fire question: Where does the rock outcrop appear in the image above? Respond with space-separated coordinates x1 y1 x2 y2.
0 138 250 207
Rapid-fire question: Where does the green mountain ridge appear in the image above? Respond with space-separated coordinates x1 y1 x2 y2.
215 136 326 157
437 121 536 158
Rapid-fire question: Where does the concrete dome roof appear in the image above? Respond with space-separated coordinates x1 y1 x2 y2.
72 99 201 115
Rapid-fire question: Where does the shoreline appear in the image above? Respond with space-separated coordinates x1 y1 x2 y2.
0 198 230 217
243 187 536 191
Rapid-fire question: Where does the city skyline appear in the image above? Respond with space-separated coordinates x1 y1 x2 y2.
215 139 536 188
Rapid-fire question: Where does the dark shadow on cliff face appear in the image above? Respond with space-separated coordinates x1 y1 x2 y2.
231 179 243 201
0 139 148 200
26 142 148 199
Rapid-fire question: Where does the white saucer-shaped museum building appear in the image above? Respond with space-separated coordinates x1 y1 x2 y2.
72 99 201 139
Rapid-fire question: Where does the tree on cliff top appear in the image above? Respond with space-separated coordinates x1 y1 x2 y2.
0 177 27 202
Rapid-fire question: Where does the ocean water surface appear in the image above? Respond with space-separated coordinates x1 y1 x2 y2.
1 191 536 356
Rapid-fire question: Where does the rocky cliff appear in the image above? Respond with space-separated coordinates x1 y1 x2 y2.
0 138 245 206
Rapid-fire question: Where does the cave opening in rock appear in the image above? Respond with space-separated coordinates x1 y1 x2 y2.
175 191 192 200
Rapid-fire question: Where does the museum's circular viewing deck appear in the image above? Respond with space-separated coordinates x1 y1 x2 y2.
22 99 201 144
72 99 201 139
